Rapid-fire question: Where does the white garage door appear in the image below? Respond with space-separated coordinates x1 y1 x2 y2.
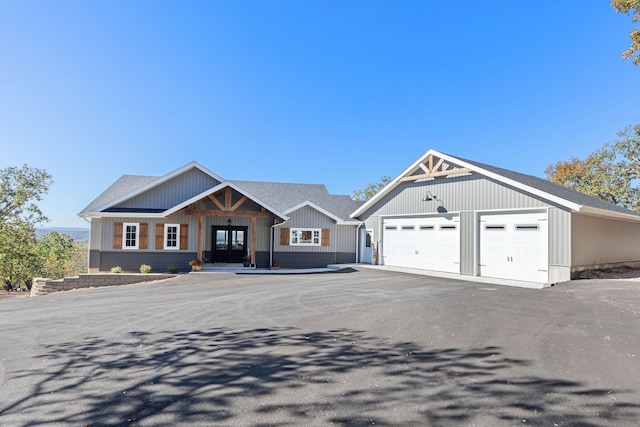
382 215 460 273
478 210 548 283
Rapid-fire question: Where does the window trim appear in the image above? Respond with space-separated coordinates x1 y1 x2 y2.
290 228 322 246
164 223 181 250
123 222 139 250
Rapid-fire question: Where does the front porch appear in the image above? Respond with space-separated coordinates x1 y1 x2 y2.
175 185 284 268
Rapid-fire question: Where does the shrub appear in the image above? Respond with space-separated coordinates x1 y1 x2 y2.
168 265 179 274
110 266 123 274
140 264 152 274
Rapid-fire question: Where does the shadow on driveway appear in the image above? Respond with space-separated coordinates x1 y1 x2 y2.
3 327 638 426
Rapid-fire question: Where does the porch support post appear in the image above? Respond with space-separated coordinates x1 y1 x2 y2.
198 215 203 261
251 215 257 264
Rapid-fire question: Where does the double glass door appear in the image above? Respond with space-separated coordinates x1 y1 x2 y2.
212 226 247 263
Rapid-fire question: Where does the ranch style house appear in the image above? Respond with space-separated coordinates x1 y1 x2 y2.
81 149 640 288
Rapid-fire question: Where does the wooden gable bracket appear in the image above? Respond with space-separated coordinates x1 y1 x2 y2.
183 186 263 217
208 193 226 211
400 154 471 182
207 187 249 211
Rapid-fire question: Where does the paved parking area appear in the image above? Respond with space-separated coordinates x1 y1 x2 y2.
1 268 639 426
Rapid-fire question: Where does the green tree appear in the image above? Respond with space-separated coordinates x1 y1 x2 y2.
546 124 640 211
611 0 640 65
0 165 52 286
70 241 88 277
0 165 52 224
37 231 76 280
0 221 41 287
352 176 392 201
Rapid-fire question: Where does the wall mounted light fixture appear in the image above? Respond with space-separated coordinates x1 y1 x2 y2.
422 191 437 202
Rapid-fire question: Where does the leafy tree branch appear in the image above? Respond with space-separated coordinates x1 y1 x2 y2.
611 0 640 65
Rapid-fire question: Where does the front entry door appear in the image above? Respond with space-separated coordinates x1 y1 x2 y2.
212 226 247 263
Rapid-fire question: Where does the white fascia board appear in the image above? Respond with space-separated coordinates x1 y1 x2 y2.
578 206 640 222
164 181 289 220
350 148 582 218
93 161 225 213
350 148 439 218
433 151 582 212
284 201 345 223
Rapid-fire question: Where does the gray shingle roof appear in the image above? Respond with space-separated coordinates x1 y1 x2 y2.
455 155 640 217
230 180 363 221
79 175 158 215
80 171 363 222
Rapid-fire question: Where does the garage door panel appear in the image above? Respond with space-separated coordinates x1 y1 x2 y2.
479 212 548 283
382 216 459 273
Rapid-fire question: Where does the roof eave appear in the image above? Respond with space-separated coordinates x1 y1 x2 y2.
350 148 584 217
578 205 640 222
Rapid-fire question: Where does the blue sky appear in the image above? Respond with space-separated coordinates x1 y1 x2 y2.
1 1 638 227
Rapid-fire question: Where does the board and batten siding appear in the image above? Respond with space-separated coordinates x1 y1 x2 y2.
571 213 640 268
361 174 559 246
89 218 102 250
116 168 221 210
273 205 357 253
99 215 199 252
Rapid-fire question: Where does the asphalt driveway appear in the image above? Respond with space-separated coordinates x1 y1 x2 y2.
1 268 639 426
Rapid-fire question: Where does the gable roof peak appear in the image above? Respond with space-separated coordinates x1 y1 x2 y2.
350 148 640 221
80 161 225 216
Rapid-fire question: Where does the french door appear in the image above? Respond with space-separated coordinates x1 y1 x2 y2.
212 226 247 263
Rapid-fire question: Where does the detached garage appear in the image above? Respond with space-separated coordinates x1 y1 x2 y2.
351 149 640 288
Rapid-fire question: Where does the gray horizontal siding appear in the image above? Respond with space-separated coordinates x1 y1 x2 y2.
89 249 100 269
273 252 355 269
99 251 197 273
255 251 270 269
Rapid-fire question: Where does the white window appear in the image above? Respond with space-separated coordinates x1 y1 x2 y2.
164 224 180 250
290 228 321 246
123 223 139 249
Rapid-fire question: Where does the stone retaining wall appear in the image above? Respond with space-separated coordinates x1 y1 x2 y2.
30 274 176 297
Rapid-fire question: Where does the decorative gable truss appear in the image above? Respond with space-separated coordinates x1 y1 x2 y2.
177 186 276 219
399 153 472 182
